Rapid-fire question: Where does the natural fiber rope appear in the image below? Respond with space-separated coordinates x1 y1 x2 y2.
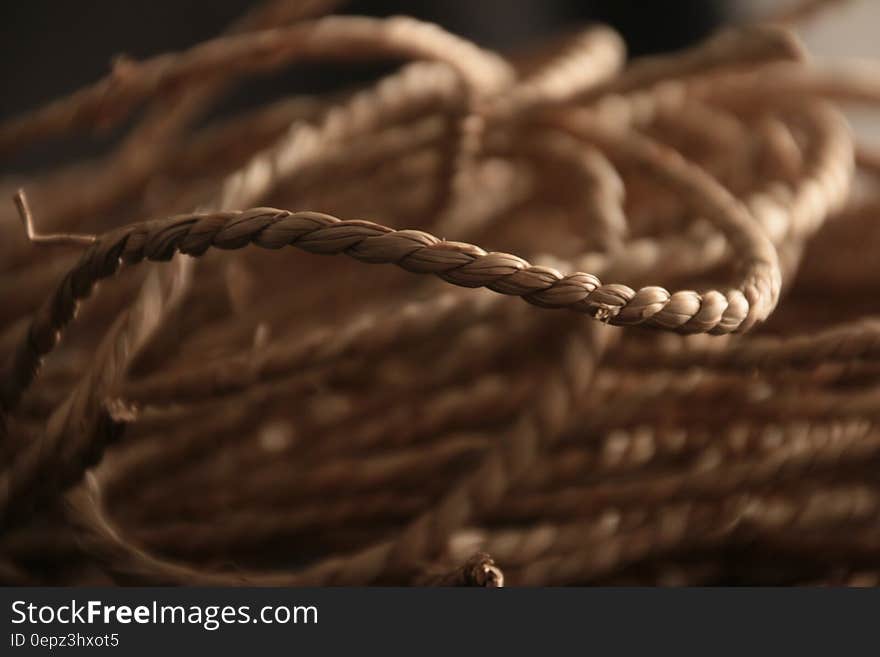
2 0 880 586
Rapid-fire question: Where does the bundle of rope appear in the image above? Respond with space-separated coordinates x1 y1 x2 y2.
1 0 879 586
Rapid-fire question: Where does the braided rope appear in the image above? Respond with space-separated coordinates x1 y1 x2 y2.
0 171 782 414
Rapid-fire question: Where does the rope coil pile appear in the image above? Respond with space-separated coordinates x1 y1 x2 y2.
1 0 879 585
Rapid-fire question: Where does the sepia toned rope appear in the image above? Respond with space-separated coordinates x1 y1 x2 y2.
4 1 880 586
0 186 782 418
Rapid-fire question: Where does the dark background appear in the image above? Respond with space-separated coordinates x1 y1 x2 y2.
0 0 728 170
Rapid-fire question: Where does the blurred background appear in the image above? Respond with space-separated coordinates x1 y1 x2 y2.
0 0 728 172
7 1 878 171
6 0 879 172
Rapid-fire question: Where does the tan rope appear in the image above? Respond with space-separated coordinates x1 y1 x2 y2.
3 2 880 586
